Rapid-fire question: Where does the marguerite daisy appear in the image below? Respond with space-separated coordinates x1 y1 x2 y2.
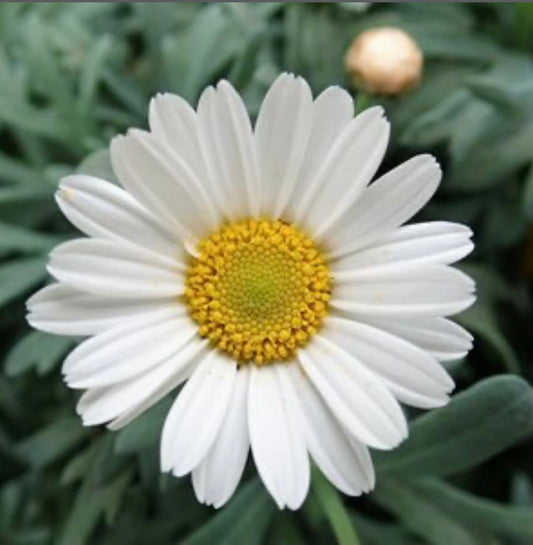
27 73 475 509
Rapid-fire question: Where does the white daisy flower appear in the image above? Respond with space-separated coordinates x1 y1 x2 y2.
27 73 475 510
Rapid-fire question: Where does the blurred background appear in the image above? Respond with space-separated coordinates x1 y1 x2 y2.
1 3 533 544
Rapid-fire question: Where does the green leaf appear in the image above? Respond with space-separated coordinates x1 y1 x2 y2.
15 415 90 469
515 3 533 50
375 376 533 478
483 195 528 249
60 442 100 486
181 478 275 545
266 513 306 545
0 222 59 257
24 15 74 110
0 427 26 480
373 480 485 545
76 148 118 184
412 479 533 541
76 36 113 121
0 98 72 144
523 163 533 220
58 469 133 545
337 2 370 13
459 263 511 303
511 474 533 506
5 331 72 377
352 515 414 545
180 5 244 101
456 264 520 372
450 117 533 191
0 257 47 308
0 151 40 186
393 64 475 136
412 30 499 63
282 4 347 90
458 302 520 373
466 60 533 113
400 90 470 146
0 187 55 227
397 3 473 29
312 469 361 545
228 24 267 91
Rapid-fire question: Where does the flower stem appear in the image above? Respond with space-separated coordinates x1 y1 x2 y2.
312 468 361 545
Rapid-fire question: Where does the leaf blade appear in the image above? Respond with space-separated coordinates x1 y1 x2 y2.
375 376 533 477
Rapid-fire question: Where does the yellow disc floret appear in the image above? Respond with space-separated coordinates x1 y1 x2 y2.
185 219 331 365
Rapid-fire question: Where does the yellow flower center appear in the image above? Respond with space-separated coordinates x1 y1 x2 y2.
185 219 331 365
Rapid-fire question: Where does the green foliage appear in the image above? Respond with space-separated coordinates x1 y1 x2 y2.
181 478 275 545
6 332 72 377
1 3 533 545
374 376 533 478
311 469 361 545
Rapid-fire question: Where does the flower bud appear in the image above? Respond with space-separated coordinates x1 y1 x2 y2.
344 27 423 96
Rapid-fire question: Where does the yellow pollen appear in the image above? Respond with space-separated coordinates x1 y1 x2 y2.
185 219 332 366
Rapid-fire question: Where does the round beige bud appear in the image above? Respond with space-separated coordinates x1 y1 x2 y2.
344 27 423 96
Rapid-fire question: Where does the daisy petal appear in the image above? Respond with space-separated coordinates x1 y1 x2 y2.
358 315 473 362
77 337 207 426
299 336 407 449
111 129 218 241
196 81 261 219
328 155 441 258
322 317 454 409
47 238 184 298
333 222 474 274
192 366 250 508
161 351 237 476
107 339 208 430
149 93 212 194
284 86 354 222
332 265 475 317
255 73 314 218
296 107 390 239
56 175 176 256
248 365 310 510
27 283 180 336
288 364 374 496
63 314 196 388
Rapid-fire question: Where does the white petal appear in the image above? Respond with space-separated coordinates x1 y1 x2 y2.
295 107 389 239
196 81 261 219
195 87 234 221
149 94 212 193
27 283 181 336
358 315 473 362
333 222 474 275
192 366 250 508
254 73 314 218
322 317 454 409
110 129 218 241
56 175 177 256
299 336 407 449
284 86 354 222
108 339 208 430
248 364 310 510
288 364 374 496
327 155 441 259
77 337 207 426
47 238 184 298
332 265 476 317
63 313 196 388
161 351 237 476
